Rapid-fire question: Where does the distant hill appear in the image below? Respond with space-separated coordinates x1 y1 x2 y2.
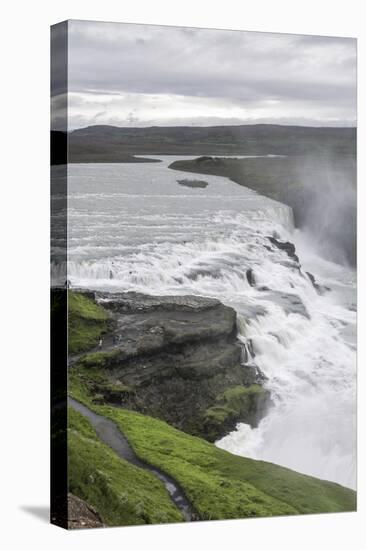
59 124 356 163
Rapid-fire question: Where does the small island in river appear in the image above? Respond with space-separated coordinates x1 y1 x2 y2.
177 179 209 189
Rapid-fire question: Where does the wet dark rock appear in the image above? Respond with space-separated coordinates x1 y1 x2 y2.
241 364 265 385
203 384 271 442
97 292 238 363
184 265 222 280
306 271 317 287
306 271 322 293
246 268 256 287
267 236 300 264
74 291 269 441
177 179 208 188
306 271 330 295
99 292 223 314
258 290 310 318
237 302 268 320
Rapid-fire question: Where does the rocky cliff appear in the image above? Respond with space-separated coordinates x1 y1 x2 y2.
69 291 270 441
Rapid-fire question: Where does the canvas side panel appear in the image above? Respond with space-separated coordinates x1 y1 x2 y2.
50 20 68 529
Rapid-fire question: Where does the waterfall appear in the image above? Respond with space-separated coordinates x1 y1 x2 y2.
63 158 356 489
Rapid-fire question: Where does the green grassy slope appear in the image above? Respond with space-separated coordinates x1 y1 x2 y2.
69 369 356 522
68 292 109 354
68 407 183 526
99 406 356 519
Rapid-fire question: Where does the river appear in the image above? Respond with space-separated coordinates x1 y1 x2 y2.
58 155 356 489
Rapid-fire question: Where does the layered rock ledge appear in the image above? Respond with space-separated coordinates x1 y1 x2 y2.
69 291 270 441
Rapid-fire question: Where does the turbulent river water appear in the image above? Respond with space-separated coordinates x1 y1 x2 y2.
57 156 356 489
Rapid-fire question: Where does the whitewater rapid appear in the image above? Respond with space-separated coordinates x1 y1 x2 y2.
60 157 356 489
217 233 356 489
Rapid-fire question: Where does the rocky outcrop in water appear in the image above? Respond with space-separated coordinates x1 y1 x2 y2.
71 291 270 441
177 179 208 188
305 271 330 295
267 236 300 263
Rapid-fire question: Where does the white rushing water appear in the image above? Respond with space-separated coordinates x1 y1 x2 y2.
63 156 356 489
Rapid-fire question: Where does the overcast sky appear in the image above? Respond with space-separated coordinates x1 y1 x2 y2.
63 20 356 129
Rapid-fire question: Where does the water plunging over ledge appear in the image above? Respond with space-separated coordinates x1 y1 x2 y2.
56 157 356 489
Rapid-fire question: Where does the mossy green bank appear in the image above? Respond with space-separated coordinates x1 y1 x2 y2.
68 406 183 526
69 368 356 523
68 291 109 353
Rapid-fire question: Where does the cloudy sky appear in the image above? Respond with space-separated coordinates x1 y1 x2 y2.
63 20 356 129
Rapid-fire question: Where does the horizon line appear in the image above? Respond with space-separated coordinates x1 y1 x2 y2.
66 122 357 132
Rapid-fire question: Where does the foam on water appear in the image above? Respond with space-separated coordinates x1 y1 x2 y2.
59 157 356 489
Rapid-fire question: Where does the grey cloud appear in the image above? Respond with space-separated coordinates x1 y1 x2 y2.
66 20 356 128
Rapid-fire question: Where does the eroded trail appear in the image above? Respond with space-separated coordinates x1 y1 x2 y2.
68 397 196 521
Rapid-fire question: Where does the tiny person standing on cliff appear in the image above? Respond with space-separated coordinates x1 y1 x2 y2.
98 337 103 350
